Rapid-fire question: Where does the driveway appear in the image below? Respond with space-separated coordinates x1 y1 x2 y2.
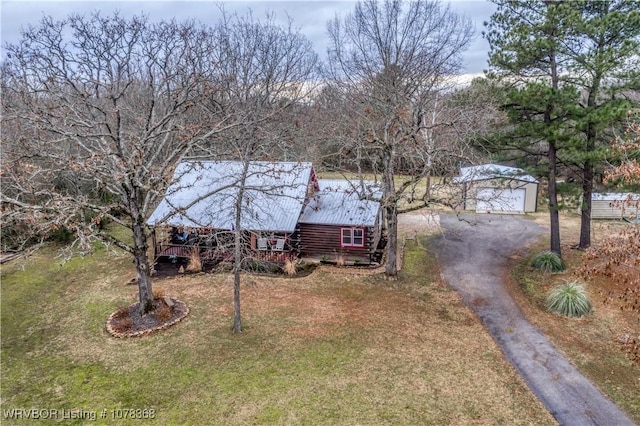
432 213 635 426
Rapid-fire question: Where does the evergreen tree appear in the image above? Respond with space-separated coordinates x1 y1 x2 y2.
485 0 574 257
561 1 640 248
484 0 640 255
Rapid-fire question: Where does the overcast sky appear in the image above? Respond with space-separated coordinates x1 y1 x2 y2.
0 0 496 75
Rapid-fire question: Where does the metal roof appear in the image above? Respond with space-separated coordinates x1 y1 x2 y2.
453 164 539 184
147 161 313 233
298 179 381 227
592 192 640 201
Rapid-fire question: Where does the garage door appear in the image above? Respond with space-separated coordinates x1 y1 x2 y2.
476 187 526 213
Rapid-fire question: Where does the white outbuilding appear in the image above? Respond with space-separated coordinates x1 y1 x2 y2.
453 164 539 213
590 193 640 220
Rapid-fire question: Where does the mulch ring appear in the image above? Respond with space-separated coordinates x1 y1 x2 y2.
106 297 189 338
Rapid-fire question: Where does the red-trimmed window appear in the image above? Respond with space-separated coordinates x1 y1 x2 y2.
341 228 365 247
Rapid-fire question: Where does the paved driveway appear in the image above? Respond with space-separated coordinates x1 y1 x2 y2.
432 213 635 426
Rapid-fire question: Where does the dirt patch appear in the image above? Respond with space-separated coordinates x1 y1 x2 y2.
398 208 440 239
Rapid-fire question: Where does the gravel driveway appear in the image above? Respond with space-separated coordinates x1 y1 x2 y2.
432 213 635 426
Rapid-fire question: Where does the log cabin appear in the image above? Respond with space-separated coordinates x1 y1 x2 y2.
147 161 384 266
298 179 383 264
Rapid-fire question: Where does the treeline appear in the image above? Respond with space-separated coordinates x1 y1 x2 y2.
1 0 638 279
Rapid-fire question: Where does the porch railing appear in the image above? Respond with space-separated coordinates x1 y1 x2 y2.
154 241 297 264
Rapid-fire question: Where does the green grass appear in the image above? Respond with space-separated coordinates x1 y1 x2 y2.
402 238 435 278
1 241 555 425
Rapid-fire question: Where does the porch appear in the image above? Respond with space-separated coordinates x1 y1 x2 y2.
155 242 299 264
151 226 300 265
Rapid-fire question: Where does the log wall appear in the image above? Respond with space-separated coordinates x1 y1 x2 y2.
298 223 374 260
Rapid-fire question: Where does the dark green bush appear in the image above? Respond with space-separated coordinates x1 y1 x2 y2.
531 251 565 273
48 226 75 243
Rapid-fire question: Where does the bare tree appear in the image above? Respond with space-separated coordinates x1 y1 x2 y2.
324 0 472 277
604 111 640 189
0 12 233 315
191 10 318 333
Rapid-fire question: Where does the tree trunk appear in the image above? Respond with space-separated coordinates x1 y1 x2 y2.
546 13 562 258
132 221 154 315
232 223 243 333
579 160 593 249
548 141 562 257
382 146 398 278
579 80 599 250
384 203 398 278
233 266 242 333
232 159 251 334
424 172 431 204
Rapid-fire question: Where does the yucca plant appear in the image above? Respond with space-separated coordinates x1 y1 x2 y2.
546 281 592 318
531 251 565 272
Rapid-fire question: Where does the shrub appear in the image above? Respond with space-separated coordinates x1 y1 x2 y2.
49 226 75 243
111 306 133 333
186 247 202 272
155 302 173 323
283 259 297 276
531 251 565 272
546 281 592 318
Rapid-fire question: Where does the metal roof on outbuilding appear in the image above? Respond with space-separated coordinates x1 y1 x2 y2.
298 179 381 227
453 164 539 184
147 161 313 233
592 192 640 201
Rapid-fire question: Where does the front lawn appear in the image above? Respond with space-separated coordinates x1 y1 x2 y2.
1 239 554 425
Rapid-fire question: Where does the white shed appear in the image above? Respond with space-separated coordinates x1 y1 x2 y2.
453 164 539 214
591 193 640 220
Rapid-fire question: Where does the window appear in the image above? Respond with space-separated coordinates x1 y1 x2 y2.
341 228 365 247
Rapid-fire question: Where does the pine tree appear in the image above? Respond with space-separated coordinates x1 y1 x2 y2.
484 0 640 255
561 1 640 249
485 0 575 257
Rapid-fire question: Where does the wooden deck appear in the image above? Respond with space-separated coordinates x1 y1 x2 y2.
158 244 194 259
